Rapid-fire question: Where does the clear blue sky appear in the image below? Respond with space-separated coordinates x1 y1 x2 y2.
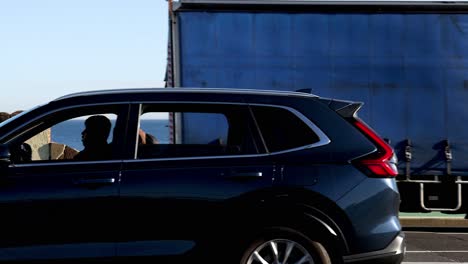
0 0 168 113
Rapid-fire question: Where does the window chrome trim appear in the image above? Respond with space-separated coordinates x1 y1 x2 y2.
129 102 331 163
10 159 123 168
135 104 143 159
4 99 331 166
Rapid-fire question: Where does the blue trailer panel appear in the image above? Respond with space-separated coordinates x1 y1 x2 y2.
177 11 468 176
169 1 468 213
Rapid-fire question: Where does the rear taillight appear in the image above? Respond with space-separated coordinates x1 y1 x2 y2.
352 119 398 178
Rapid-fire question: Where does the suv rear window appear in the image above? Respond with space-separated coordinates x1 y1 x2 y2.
252 106 320 153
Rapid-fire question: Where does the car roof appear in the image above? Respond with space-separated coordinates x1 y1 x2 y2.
53 88 319 102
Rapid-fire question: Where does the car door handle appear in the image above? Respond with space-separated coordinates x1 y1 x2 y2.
232 172 262 177
226 172 263 180
73 178 116 186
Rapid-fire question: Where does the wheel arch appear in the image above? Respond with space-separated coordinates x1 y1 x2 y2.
227 188 353 258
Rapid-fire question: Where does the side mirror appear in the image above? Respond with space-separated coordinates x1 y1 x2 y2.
0 144 11 166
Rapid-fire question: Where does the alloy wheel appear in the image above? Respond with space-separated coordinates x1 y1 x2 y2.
246 239 315 264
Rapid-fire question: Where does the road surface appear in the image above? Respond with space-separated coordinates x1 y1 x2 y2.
403 229 468 263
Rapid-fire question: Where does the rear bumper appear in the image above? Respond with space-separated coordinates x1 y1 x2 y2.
342 232 405 264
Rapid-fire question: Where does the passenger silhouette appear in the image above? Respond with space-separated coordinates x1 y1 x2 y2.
138 128 159 145
74 115 112 161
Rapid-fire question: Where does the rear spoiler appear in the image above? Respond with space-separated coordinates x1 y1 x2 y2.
318 98 363 118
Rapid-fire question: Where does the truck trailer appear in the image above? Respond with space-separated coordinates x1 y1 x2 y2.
167 0 468 216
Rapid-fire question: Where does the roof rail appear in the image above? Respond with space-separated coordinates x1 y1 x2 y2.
53 88 320 102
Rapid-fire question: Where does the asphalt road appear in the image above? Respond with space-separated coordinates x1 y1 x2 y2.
403 229 468 263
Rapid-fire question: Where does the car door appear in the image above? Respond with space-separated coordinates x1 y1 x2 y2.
0 104 129 262
116 102 276 260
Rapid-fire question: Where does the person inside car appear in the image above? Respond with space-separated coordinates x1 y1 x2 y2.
138 128 159 145
74 115 112 161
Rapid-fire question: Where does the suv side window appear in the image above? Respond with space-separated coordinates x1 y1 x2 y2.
251 105 320 153
136 104 262 159
8 105 126 164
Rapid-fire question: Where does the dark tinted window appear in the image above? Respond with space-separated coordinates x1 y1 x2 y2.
136 104 262 159
252 106 320 152
7 105 126 164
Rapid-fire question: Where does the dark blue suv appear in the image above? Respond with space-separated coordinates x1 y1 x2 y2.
0 89 404 263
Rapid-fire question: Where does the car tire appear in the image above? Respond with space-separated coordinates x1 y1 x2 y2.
240 227 332 264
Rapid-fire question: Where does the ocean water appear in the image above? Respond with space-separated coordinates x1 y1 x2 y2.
52 119 169 151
